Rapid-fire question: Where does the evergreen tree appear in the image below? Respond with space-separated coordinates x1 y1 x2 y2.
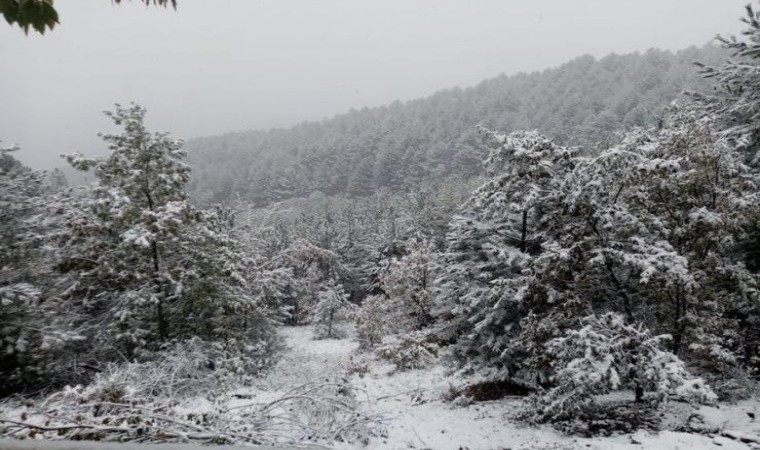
698 4 760 165
57 104 275 364
353 294 395 348
271 239 346 325
0 145 80 394
517 105 760 383
381 239 436 330
531 312 716 422
311 280 353 339
697 3 760 281
432 131 574 380
433 105 759 403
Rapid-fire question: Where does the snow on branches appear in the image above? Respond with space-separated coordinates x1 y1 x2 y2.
530 312 715 422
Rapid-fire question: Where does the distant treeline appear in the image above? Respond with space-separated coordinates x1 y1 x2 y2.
186 45 724 206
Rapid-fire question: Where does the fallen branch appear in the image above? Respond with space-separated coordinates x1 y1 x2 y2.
720 429 760 445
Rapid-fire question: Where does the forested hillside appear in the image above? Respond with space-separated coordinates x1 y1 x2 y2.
8 2 760 448
187 45 725 205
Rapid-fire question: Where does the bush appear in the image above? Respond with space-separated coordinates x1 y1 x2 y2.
463 380 534 401
353 295 398 348
0 283 83 396
527 313 716 423
74 337 270 403
376 331 438 370
311 282 354 340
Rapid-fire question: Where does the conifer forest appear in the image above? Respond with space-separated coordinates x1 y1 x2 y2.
4 1 760 449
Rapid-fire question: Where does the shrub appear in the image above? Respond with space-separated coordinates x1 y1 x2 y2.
528 313 716 423
376 331 438 370
353 294 398 348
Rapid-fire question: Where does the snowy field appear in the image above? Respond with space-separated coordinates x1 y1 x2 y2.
3 325 760 450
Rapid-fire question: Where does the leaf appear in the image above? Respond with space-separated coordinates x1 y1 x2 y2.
16 0 57 35
40 0 57 29
5 0 176 35
0 0 20 26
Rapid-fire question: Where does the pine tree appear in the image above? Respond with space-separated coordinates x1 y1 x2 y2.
381 239 435 330
311 280 353 339
698 4 760 165
432 104 759 404
633 107 760 372
531 312 716 422
519 104 760 387
515 127 693 380
346 156 376 198
271 239 346 325
696 2 760 294
432 131 574 380
57 104 276 364
353 294 395 348
0 145 80 393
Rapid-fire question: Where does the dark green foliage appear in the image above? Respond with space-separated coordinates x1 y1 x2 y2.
1 0 175 34
0 0 57 34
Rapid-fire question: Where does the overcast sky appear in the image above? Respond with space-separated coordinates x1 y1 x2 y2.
0 0 750 169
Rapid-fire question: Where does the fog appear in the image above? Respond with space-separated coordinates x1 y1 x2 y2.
0 0 748 169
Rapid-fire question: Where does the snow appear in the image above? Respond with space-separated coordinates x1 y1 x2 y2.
0 439 291 450
3 325 760 450
271 326 760 450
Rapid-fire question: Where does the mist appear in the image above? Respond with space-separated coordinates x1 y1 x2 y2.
0 0 748 169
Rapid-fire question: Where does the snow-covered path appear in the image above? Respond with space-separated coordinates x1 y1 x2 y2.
269 326 759 450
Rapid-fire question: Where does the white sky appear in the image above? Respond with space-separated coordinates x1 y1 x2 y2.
0 0 750 168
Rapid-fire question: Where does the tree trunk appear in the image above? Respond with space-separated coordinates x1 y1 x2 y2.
143 175 168 342
520 209 528 253
152 240 167 340
635 383 644 402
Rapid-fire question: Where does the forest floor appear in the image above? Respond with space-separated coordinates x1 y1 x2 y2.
269 326 760 450
3 326 760 450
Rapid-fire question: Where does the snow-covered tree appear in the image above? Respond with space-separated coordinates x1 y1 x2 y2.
56 104 276 364
0 144 42 275
376 331 439 371
353 294 395 348
634 107 760 372
696 2 760 320
311 281 353 339
520 103 760 387
0 145 80 393
381 239 436 330
432 131 574 381
698 4 760 165
531 312 716 422
271 239 346 325
515 127 694 380
431 101 760 409
521 105 760 380
352 240 435 350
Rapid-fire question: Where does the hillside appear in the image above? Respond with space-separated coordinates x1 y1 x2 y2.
186 45 724 206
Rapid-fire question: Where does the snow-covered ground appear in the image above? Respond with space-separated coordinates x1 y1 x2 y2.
0 440 294 450
3 326 760 450
259 326 760 450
